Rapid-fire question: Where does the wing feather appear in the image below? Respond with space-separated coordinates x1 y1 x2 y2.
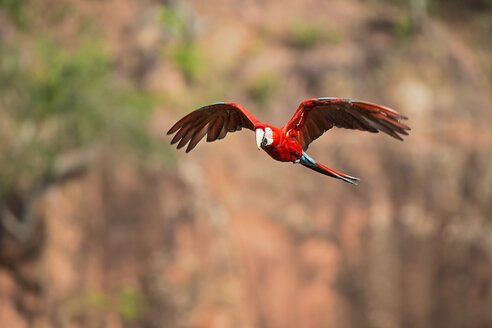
177 125 198 149
227 113 238 131
171 114 210 145
344 108 379 132
186 123 209 153
171 121 193 145
176 111 217 149
168 103 261 152
284 98 410 150
168 110 204 135
207 116 224 141
217 119 229 139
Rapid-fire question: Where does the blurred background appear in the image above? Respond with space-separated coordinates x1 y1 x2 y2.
1 0 491 327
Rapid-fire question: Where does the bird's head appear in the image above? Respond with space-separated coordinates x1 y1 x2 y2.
255 126 274 150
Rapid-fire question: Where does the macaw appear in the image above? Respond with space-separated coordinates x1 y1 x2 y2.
167 97 410 184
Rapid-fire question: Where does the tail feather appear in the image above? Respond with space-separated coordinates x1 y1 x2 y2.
300 153 359 185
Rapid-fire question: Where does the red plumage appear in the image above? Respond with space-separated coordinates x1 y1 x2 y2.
167 98 410 184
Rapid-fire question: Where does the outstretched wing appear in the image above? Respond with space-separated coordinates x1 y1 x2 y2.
167 102 261 153
284 97 410 150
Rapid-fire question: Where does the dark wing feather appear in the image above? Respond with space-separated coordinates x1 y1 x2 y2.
167 103 261 152
284 97 410 150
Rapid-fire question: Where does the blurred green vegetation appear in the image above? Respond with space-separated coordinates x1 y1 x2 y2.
246 72 280 106
395 15 414 41
169 42 205 82
85 290 109 310
385 0 492 32
0 0 28 27
117 287 143 322
157 5 187 37
0 8 161 195
62 287 142 325
157 5 205 82
288 22 341 49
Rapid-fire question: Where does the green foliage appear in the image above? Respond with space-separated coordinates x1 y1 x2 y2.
117 287 143 322
62 288 143 325
288 22 341 49
61 289 109 326
395 15 414 41
290 23 321 49
0 37 156 194
246 72 280 106
84 290 110 310
430 0 492 14
476 13 492 36
0 0 28 27
157 5 187 36
169 42 204 82
157 4 205 82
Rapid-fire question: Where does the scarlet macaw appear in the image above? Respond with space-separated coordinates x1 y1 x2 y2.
168 97 410 184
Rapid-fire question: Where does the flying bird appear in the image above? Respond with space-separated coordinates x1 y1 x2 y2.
167 97 410 184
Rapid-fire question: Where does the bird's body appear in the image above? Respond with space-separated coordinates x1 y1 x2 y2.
168 98 410 184
256 125 303 162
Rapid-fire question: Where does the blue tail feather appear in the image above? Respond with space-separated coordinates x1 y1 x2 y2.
299 153 359 185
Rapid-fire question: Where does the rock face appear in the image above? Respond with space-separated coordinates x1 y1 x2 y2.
1 0 492 327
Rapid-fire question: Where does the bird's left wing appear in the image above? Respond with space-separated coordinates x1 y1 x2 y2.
168 102 261 153
284 97 410 150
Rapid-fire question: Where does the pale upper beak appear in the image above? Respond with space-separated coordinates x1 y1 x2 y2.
255 129 265 150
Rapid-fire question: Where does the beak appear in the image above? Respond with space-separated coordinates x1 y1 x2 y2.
255 129 265 150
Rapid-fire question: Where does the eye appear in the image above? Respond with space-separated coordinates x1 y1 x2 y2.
261 138 269 146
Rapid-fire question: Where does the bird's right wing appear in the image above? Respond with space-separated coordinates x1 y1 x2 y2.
284 97 410 151
167 102 261 152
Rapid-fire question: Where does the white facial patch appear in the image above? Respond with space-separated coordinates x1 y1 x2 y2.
261 127 274 147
